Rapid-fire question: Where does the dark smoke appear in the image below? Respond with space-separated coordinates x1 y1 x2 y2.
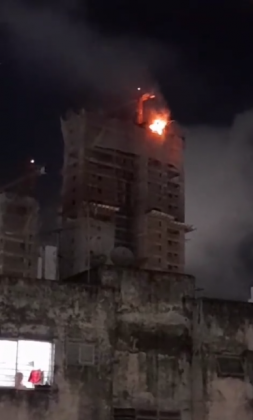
185 110 253 300
0 0 169 101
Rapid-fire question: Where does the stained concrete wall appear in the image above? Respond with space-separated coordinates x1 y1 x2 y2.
3 269 253 420
193 298 253 420
0 268 194 420
113 270 194 420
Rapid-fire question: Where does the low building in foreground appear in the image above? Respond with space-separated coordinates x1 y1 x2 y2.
0 269 252 420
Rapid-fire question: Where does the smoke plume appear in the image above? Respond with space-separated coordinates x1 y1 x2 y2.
185 110 253 300
0 0 168 101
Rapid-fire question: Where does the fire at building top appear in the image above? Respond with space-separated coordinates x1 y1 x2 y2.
136 88 172 137
149 112 170 135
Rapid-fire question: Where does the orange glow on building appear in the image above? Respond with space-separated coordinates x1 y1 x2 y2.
149 112 169 136
149 117 167 135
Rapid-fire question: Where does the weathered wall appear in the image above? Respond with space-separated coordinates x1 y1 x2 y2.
113 270 194 420
193 298 253 420
0 268 194 420
0 270 115 420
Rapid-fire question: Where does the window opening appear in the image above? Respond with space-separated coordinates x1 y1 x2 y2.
113 409 180 420
216 355 244 378
0 339 54 389
66 342 95 366
113 408 135 420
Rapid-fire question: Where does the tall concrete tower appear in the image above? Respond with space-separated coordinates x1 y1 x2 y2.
59 94 191 278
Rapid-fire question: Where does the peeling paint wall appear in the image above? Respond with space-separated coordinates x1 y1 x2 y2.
0 271 115 420
3 269 253 420
113 270 194 420
194 299 253 420
0 269 194 420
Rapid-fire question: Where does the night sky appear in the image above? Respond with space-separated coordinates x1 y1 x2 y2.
1 0 253 299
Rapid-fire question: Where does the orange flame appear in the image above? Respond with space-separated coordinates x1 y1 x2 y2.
149 115 168 135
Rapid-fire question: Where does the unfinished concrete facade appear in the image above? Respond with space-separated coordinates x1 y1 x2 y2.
0 193 39 278
60 109 191 278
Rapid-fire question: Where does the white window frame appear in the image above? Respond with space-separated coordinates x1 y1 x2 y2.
0 338 55 389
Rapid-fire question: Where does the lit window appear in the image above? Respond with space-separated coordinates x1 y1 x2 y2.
0 339 54 389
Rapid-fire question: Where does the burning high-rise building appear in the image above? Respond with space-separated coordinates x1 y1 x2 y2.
59 90 192 278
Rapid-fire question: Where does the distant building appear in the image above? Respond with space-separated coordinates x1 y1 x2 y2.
37 245 58 280
60 104 192 279
0 192 39 277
